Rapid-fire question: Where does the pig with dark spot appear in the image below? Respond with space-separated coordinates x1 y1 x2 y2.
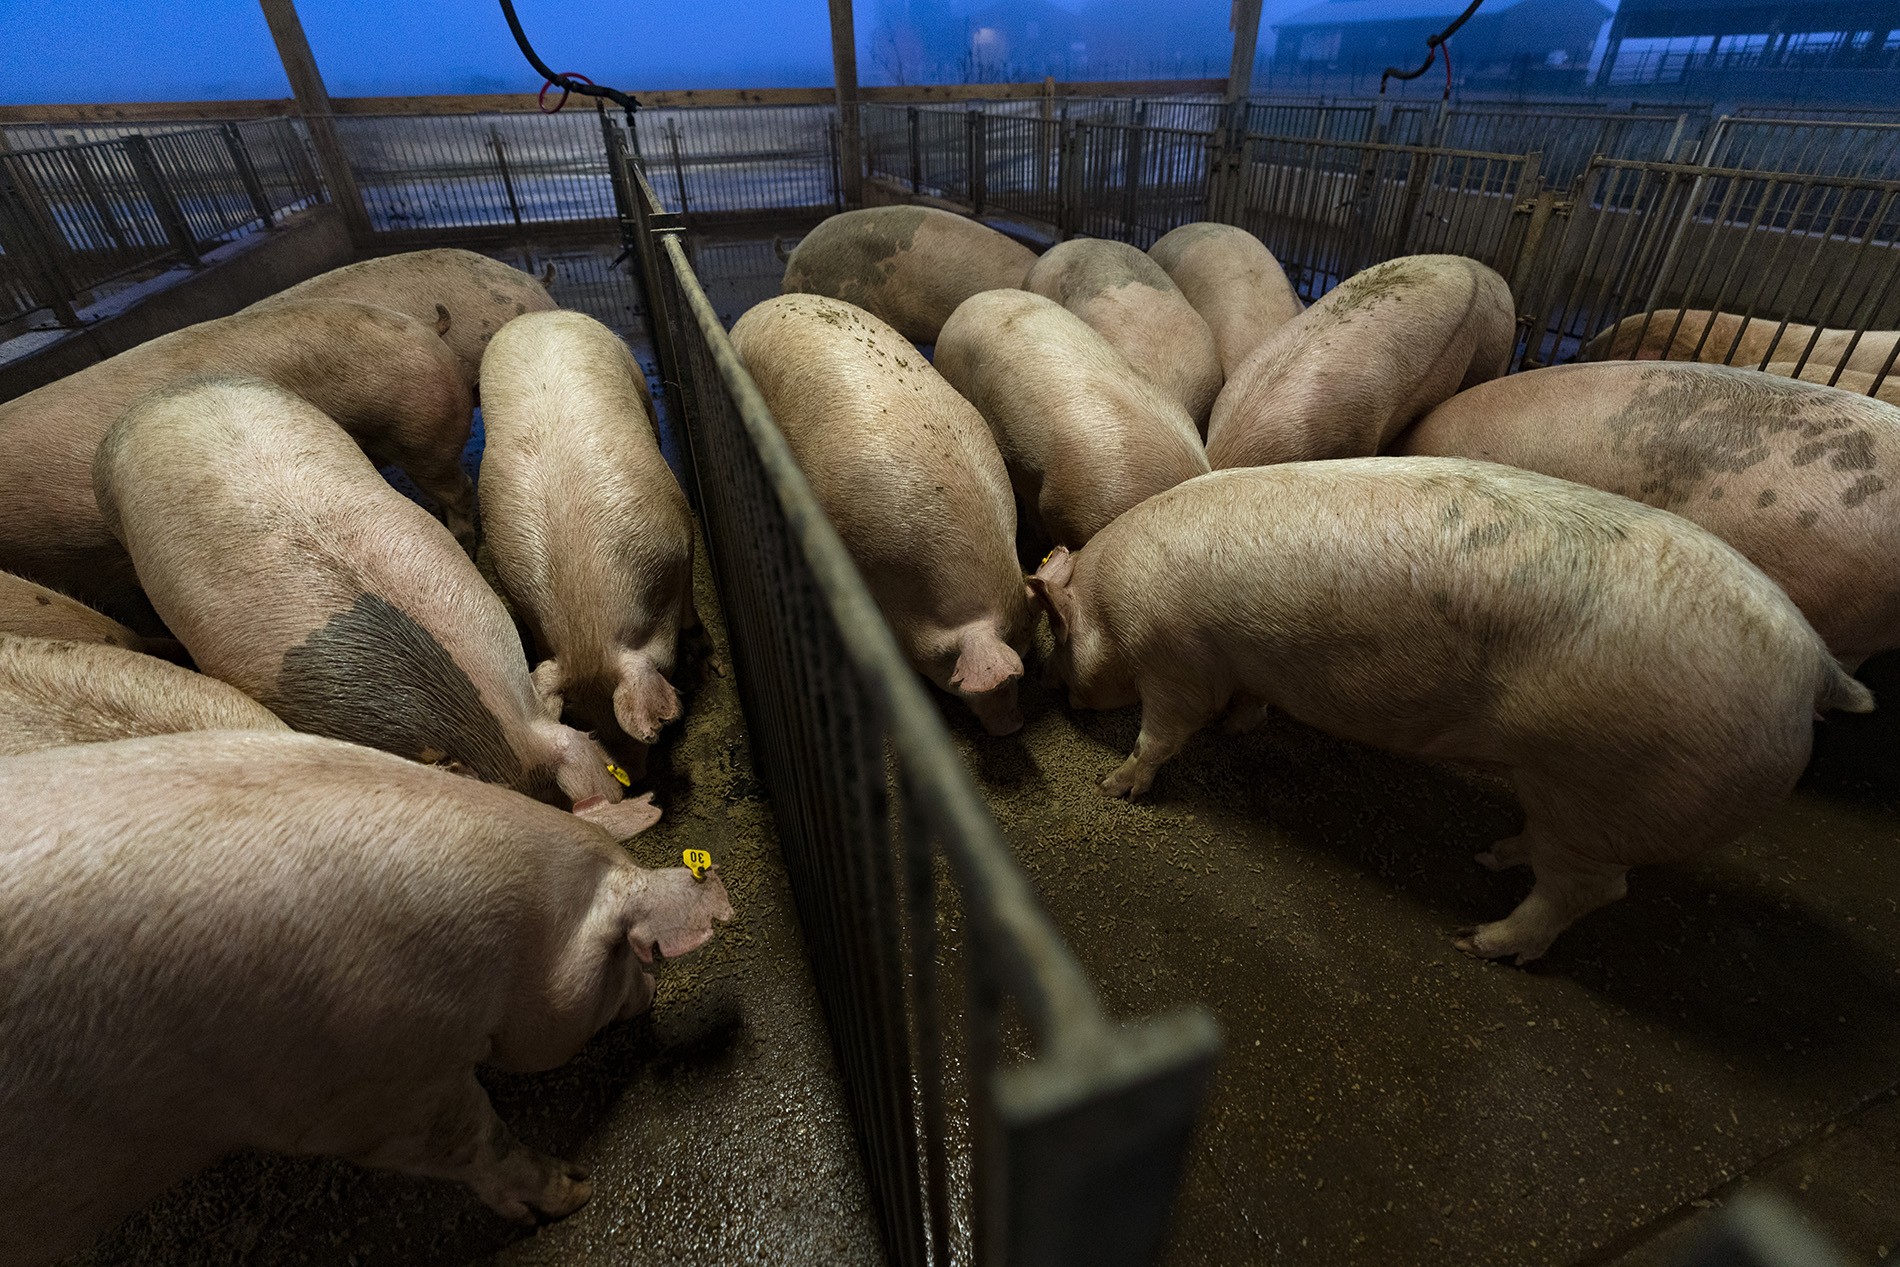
1583 309 1900 376
0 633 284 756
1025 237 1224 429
0 728 731 1266
257 247 557 392
1206 254 1514 469
94 378 659 838
1029 459 1869 963
0 298 475 622
478 311 696 756
935 289 1209 548
0 568 157 653
731 294 1032 734
1395 362 1900 665
780 205 1038 344
1148 222 1304 377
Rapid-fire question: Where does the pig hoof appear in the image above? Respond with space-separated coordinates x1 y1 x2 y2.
1453 924 1547 966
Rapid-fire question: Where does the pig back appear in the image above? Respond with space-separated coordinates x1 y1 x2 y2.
732 295 1025 649
1206 254 1514 468
94 377 545 790
782 207 1038 343
257 248 557 388
1396 362 1900 659
0 633 285 756
0 569 145 649
934 289 1208 546
0 299 469 618
1148 223 1304 376
478 310 694 657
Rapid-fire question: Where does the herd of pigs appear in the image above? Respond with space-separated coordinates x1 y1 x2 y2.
1 195 1896 1259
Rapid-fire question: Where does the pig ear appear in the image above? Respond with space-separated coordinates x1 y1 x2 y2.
1025 575 1077 644
574 791 663 840
434 303 452 336
627 867 734 963
613 658 682 744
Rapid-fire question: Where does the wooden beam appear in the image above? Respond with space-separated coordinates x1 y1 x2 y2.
828 0 864 207
255 0 372 244
0 79 1231 127
1226 0 1266 104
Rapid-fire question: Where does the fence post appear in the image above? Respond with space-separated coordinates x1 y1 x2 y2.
0 159 82 327
967 109 987 215
1057 122 1079 240
70 147 129 251
665 120 691 218
908 106 922 194
123 134 201 267
1119 113 1146 237
220 122 275 228
488 126 524 229
828 118 844 213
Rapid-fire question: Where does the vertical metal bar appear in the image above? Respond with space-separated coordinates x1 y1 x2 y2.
0 157 82 326
220 122 274 227
122 133 200 267
489 125 524 228
667 119 690 218
70 145 129 252
908 106 922 194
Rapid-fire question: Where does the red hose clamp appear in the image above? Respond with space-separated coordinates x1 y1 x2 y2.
538 71 595 113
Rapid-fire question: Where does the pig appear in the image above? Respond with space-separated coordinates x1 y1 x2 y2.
1148 222 1304 377
935 289 1210 548
0 298 474 624
478 311 696 756
1393 362 1900 665
0 728 732 1267
257 247 558 391
0 632 285 756
780 205 1038 344
1583 308 1900 376
0 568 158 653
1765 361 1900 405
1028 459 1870 963
1025 237 1224 429
731 294 1032 734
1205 254 1515 469
94 377 659 838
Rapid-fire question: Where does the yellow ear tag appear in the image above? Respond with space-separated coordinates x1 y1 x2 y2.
682 849 712 880
606 762 631 788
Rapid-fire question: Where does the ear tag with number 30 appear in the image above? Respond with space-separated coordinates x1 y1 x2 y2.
683 849 712 880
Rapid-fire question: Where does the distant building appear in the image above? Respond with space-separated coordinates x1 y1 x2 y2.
1270 0 1613 89
1593 0 1900 99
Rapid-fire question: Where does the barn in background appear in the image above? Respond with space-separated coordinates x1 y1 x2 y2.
1269 0 1612 93
1594 0 1900 104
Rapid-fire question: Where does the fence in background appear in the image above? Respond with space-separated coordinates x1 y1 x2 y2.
0 117 320 329
610 136 1219 1267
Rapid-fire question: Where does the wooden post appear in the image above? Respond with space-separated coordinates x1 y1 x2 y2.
1211 0 1265 222
1225 0 1265 105
256 0 372 243
827 0 864 207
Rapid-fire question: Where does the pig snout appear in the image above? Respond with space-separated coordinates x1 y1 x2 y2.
962 679 1024 736
628 867 735 965
948 625 1025 735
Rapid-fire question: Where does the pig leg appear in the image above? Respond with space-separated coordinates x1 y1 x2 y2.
1454 857 1628 965
350 1072 592 1223
613 652 682 744
1102 687 1222 798
530 659 566 721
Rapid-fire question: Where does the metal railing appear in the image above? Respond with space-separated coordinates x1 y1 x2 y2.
1700 116 1900 182
609 130 1218 1267
1514 157 1900 388
0 118 320 329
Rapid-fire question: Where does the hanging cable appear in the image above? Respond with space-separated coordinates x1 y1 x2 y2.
498 0 639 126
1379 0 1482 99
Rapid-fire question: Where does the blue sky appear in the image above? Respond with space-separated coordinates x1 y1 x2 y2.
0 0 1621 104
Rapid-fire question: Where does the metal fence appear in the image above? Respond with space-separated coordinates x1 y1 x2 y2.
1699 116 1900 183
0 117 320 329
610 133 1218 1267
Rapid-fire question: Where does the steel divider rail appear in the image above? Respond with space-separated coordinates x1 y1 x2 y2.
613 144 1220 1267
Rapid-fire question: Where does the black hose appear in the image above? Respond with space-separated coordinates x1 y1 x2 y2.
1380 0 1483 95
497 0 640 124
